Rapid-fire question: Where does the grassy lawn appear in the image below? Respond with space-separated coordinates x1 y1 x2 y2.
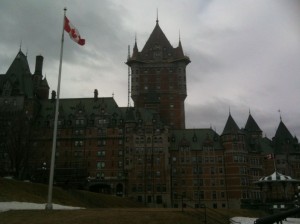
0 178 266 224
0 208 266 224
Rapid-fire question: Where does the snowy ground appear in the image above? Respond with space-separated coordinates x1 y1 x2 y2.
0 201 83 212
0 202 299 224
230 216 300 224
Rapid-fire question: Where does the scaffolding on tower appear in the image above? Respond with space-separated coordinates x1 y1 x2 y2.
127 45 131 107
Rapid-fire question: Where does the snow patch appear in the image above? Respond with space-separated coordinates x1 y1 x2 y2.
0 201 83 212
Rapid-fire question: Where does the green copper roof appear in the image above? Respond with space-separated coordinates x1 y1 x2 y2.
4 50 34 98
170 128 222 150
35 97 121 125
245 113 262 133
222 113 241 135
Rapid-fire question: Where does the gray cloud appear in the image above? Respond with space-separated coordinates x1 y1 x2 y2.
1 0 299 138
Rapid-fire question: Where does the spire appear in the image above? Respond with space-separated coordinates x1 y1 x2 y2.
131 33 139 59
156 8 159 24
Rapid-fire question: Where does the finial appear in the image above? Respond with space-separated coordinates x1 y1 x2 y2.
229 106 231 115
112 92 115 98
156 8 159 24
179 29 181 41
278 109 282 121
249 108 251 115
19 40 22 52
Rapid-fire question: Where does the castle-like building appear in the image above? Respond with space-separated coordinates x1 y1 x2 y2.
1 18 299 209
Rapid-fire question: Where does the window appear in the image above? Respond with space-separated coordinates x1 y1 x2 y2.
75 129 84 135
97 140 106 146
211 179 215 186
156 195 162 204
74 140 84 147
118 161 123 168
211 167 215 174
212 191 217 199
221 192 225 198
97 150 106 157
98 128 106 135
97 172 104 179
75 119 85 126
97 161 105 169
98 119 107 124
156 171 161 177
220 179 224 186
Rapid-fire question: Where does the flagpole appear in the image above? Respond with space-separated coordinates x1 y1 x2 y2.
45 7 66 210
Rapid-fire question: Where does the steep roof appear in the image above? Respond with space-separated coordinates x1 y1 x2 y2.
274 120 293 141
245 113 262 133
127 20 190 64
40 77 49 88
141 21 173 54
3 50 34 98
222 113 241 135
119 107 157 123
6 50 31 76
35 97 121 126
272 120 300 154
35 97 162 128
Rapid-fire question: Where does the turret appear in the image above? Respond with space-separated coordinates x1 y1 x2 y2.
126 17 190 129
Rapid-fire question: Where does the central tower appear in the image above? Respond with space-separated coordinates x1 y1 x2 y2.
126 19 190 129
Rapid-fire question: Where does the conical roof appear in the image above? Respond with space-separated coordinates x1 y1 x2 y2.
222 113 240 135
245 113 262 133
274 120 293 141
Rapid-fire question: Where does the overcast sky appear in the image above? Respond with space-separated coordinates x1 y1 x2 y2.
1 0 300 138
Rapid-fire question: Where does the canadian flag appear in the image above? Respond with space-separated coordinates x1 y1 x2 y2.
64 16 85 46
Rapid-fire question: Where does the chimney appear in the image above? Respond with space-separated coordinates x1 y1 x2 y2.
34 55 44 75
94 89 98 99
51 90 56 101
